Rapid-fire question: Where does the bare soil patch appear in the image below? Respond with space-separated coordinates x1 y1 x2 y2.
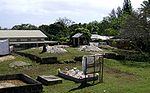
105 66 137 81
0 80 27 88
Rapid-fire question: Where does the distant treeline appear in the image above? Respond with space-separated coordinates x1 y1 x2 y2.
1 0 150 53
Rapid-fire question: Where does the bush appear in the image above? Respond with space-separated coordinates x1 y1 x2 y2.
41 57 58 64
115 55 125 60
113 49 150 62
104 53 117 59
104 53 125 60
104 28 118 36
74 56 83 61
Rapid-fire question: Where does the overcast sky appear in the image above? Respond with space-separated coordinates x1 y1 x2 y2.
0 0 144 28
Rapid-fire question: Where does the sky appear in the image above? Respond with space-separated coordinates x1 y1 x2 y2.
0 0 144 28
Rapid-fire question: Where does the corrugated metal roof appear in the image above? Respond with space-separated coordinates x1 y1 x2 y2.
0 30 47 38
9 41 58 44
91 34 113 40
72 33 83 38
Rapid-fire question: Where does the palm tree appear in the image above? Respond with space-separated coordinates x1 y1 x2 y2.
122 0 132 14
140 0 150 21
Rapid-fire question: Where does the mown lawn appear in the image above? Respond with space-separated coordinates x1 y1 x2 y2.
0 53 150 93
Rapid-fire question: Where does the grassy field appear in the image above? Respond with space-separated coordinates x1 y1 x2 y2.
1 52 150 93
19 47 92 62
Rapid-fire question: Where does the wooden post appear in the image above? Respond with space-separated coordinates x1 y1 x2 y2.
73 38 75 46
101 57 104 83
36 43 38 47
93 56 96 84
78 38 80 46
99 56 101 83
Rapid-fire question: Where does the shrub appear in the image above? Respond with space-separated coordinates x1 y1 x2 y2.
113 49 150 62
74 56 83 61
104 53 125 60
104 53 117 59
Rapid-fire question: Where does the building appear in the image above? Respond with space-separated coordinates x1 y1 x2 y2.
72 33 89 47
91 34 114 41
0 30 57 50
0 39 9 56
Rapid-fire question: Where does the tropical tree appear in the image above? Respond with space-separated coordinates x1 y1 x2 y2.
116 6 123 17
87 21 100 34
56 17 75 27
109 9 116 18
103 28 118 36
122 0 133 14
12 24 38 30
39 17 74 42
68 24 80 34
98 17 111 35
140 0 150 22
39 25 51 40
120 11 150 52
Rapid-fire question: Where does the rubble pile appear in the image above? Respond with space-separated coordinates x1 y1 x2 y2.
46 46 67 53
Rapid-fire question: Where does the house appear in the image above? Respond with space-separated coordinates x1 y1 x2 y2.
72 33 89 47
0 30 57 50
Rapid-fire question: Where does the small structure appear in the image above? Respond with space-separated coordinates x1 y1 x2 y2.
72 33 89 47
0 39 9 56
0 73 43 93
37 75 62 86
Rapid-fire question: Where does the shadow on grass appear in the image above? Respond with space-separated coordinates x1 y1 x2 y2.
68 82 99 92
119 60 150 68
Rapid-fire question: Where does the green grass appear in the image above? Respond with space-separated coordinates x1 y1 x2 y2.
1 49 150 93
19 47 91 62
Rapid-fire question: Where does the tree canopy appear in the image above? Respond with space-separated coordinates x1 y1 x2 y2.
12 24 38 30
122 0 132 14
2 0 150 53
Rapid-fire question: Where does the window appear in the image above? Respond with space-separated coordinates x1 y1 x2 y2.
40 38 44 41
20 39 28 42
10 39 17 42
31 39 37 41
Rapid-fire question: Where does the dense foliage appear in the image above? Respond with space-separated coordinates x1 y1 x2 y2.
12 24 38 30
120 0 150 53
1 0 150 53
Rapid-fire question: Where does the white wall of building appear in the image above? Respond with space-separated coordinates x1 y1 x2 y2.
0 39 10 55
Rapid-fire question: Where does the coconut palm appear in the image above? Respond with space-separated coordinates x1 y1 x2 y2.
140 0 150 21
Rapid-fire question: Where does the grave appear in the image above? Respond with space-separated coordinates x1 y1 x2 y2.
0 73 43 93
37 75 62 85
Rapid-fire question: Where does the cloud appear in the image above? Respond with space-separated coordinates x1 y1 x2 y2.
0 0 144 28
